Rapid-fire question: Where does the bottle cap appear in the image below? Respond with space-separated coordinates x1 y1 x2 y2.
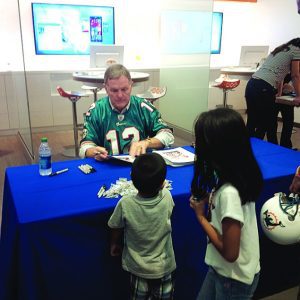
41 137 48 142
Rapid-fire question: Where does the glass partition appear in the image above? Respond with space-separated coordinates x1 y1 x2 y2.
4 0 34 160
1 0 214 161
119 0 213 140
159 1 214 136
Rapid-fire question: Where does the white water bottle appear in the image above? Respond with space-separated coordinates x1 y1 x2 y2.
39 137 52 176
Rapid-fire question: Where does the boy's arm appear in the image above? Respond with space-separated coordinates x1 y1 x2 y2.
110 228 124 256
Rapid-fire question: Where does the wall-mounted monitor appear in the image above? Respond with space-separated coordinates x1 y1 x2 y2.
31 3 115 55
161 11 223 55
239 45 269 68
211 12 223 54
90 45 124 68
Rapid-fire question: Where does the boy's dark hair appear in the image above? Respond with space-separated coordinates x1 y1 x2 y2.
131 153 166 196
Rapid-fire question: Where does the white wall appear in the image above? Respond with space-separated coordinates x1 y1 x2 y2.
0 1 22 71
0 0 163 71
211 0 300 68
207 0 300 113
2 0 299 71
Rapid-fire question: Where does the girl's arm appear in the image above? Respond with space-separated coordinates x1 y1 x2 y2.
276 81 283 96
190 197 241 262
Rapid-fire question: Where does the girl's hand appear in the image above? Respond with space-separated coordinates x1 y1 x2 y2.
189 195 207 217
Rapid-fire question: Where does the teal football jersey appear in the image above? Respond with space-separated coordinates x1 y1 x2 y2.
81 96 171 155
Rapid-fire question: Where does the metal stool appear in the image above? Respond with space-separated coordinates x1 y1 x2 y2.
214 77 240 108
136 86 167 104
57 86 88 157
81 85 103 102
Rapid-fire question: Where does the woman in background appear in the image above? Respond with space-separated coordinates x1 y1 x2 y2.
245 38 300 144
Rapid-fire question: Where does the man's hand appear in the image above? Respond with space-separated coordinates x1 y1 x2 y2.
129 140 150 157
85 146 108 161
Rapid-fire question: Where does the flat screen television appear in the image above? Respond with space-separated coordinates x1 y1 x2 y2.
31 3 115 55
211 12 223 54
161 11 223 55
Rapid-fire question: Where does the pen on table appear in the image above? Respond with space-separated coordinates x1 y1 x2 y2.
49 168 69 177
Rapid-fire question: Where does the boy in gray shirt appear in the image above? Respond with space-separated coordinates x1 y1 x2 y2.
108 153 176 299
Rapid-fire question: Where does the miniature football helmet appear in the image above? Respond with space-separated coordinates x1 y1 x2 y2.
260 192 300 245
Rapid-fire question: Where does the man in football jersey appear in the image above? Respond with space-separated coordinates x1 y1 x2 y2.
79 64 174 160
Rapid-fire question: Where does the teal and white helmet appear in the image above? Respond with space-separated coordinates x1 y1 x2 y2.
260 193 300 245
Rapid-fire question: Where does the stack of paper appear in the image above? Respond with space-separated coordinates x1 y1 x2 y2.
109 155 135 163
153 147 195 167
109 147 195 167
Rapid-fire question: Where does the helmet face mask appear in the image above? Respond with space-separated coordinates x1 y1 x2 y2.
260 193 300 245
279 193 299 221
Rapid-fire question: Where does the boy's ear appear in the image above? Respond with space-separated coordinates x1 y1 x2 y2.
160 180 166 189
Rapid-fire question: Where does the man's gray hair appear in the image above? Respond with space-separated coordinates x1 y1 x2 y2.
104 64 132 84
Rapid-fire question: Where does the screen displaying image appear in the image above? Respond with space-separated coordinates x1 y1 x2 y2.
31 3 115 55
161 11 223 55
90 16 103 43
211 12 223 54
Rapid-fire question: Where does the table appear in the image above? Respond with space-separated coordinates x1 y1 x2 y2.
1 138 300 300
73 70 150 87
276 95 295 106
220 66 257 77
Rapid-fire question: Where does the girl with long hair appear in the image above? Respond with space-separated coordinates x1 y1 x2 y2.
190 108 263 300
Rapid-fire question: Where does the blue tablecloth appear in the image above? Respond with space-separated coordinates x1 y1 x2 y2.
0 138 299 300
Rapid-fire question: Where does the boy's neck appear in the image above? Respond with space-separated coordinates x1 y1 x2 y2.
138 190 159 198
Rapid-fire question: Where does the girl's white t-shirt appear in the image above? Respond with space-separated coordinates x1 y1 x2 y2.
205 183 260 285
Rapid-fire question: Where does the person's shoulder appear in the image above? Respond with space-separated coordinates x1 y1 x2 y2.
85 97 109 119
218 183 239 196
289 45 300 55
130 95 157 112
96 96 109 106
88 96 109 110
130 95 142 101
131 95 154 104
162 187 173 197
161 188 175 205
119 194 138 205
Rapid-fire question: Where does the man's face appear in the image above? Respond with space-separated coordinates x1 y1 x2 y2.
105 75 132 111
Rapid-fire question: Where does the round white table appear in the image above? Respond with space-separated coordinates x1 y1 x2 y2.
220 66 257 77
73 70 150 86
